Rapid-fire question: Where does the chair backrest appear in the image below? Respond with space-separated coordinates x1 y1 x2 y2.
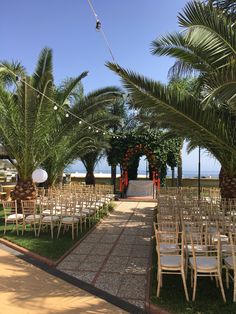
21 200 37 216
154 227 185 267
190 232 222 271
2 200 17 217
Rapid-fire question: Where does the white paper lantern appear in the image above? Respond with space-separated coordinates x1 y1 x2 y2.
32 169 48 183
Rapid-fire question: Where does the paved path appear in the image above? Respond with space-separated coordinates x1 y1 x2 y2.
0 245 127 314
57 201 156 310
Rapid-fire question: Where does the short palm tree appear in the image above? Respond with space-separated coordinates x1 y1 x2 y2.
107 0 236 198
71 85 123 185
0 48 87 202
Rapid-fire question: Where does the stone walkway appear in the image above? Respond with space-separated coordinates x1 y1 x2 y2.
0 244 127 314
57 201 156 310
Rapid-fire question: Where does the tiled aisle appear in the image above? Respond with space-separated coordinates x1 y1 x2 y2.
57 201 156 309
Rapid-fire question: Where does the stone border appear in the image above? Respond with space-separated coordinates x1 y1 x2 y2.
0 238 56 267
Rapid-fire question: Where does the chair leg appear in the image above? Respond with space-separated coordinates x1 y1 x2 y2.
16 221 19 236
191 268 193 288
4 220 7 235
34 222 37 237
80 218 82 233
76 223 79 237
22 222 25 235
192 272 197 301
72 224 74 240
226 268 229 289
57 222 62 239
218 274 226 303
38 221 42 237
234 272 236 302
181 270 189 301
157 270 162 297
215 274 219 288
50 222 53 239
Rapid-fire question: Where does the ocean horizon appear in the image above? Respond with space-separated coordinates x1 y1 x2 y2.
66 167 219 179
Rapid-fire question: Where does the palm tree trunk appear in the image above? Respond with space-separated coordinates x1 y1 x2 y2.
177 148 183 187
111 164 116 194
11 179 36 212
85 171 95 186
219 167 236 199
171 167 175 187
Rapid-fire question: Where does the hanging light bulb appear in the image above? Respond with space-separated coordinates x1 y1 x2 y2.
53 105 58 110
96 130 99 133
103 132 106 135
88 126 91 130
79 120 82 124
96 19 101 31
65 113 69 118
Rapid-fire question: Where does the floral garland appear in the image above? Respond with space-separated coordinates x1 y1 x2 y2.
122 144 157 171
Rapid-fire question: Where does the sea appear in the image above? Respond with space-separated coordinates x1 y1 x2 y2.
66 162 219 179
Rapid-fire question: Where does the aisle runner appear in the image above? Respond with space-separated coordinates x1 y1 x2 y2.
57 201 155 309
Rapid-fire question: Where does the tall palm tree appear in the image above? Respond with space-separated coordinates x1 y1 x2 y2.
0 48 87 202
107 1 236 198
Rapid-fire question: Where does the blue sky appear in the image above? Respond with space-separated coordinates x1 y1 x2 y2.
1 0 220 174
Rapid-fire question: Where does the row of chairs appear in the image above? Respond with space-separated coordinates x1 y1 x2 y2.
154 224 236 302
155 193 236 302
2 189 113 239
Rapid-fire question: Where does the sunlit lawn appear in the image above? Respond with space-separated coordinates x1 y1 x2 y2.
0 203 114 261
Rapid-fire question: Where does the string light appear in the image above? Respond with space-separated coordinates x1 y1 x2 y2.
0 60 119 138
86 0 116 62
96 20 101 31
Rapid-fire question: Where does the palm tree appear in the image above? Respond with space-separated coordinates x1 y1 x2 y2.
71 85 123 185
107 1 236 198
0 48 87 203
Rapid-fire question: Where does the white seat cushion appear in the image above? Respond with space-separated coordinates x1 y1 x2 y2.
212 234 228 243
160 255 181 267
187 244 208 253
222 244 236 254
42 215 60 222
7 214 23 221
82 208 95 215
61 217 79 223
25 214 41 221
190 256 217 270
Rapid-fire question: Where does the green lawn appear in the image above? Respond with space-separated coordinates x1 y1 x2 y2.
0 202 114 261
150 240 236 314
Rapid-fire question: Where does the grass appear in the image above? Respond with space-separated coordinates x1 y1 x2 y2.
0 202 115 261
150 239 236 314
